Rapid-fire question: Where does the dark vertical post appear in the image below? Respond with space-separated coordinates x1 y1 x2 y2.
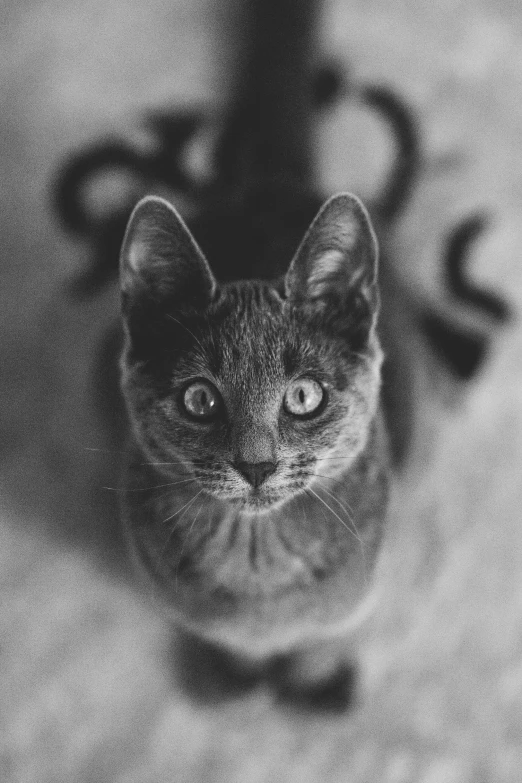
219 0 320 191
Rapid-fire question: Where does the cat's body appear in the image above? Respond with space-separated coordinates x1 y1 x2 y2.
122 415 387 659
119 192 390 701
114 2 414 702
120 261 389 651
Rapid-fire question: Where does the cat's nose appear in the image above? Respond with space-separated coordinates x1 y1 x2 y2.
233 460 277 488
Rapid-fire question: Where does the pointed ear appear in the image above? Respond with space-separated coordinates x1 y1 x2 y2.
120 196 216 312
284 193 379 340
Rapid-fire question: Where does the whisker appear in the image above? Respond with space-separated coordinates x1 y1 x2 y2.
85 447 128 454
309 485 368 587
298 494 309 530
205 505 214 541
186 501 204 545
166 314 206 354
141 461 188 467
315 484 357 531
156 489 204 575
293 457 356 471
313 457 354 464
310 475 356 516
85 446 208 475
160 490 204 527
306 487 359 543
304 472 345 482
305 487 330 528
177 502 205 593
135 485 193 512
140 457 209 467
102 478 195 492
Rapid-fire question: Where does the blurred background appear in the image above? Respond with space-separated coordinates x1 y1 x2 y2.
1 0 522 781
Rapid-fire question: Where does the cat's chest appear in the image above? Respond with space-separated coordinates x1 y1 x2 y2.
126 459 386 595
172 501 338 594
122 447 388 653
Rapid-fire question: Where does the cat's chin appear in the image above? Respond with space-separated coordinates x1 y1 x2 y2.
222 488 292 514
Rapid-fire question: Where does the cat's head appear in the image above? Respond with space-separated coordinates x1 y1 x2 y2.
119 193 382 512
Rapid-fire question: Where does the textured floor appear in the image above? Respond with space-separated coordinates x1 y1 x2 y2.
1 1 522 781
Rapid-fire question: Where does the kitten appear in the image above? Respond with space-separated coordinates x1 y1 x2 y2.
119 191 389 705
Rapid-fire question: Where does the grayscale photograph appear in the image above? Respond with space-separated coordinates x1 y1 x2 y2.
1 0 521 781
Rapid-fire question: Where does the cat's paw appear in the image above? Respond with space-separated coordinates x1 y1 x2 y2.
173 632 266 705
268 643 357 714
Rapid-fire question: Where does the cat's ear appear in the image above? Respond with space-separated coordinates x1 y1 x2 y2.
284 193 379 340
120 196 216 312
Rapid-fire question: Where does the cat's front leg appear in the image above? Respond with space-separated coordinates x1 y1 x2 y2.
269 636 357 713
174 631 269 704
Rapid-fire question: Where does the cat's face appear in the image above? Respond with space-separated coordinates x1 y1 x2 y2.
120 194 382 512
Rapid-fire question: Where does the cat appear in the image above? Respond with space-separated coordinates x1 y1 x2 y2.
119 191 389 708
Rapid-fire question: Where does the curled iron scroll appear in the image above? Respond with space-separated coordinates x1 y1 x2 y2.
52 63 510 379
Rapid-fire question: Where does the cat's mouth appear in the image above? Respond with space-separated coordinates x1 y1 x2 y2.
194 468 306 511
231 479 312 512
209 485 292 512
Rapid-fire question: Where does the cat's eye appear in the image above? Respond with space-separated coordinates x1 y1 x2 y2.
182 380 221 420
283 377 325 418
